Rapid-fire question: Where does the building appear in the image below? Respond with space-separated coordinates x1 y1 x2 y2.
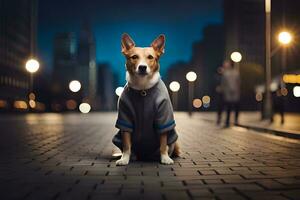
96 63 117 110
223 0 300 110
223 0 265 66
166 24 224 111
0 0 37 111
77 22 97 106
165 61 190 111
51 32 79 111
51 22 99 111
190 24 225 109
53 32 77 83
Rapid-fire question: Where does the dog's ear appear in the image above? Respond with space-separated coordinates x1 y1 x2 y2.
151 34 165 55
121 33 135 53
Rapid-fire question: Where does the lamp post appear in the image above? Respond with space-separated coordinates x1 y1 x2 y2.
169 81 180 110
25 58 39 109
230 51 242 71
264 0 272 119
186 71 197 116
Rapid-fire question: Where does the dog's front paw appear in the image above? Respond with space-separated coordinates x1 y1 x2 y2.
161 154 174 165
116 157 129 166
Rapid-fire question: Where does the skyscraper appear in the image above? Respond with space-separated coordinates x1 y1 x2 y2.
96 63 116 110
52 32 78 93
77 22 97 106
0 0 37 110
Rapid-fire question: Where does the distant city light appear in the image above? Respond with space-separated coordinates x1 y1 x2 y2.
0 100 8 108
230 52 242 63
270 82 278 92
29 100 36 108
283 74 300 84
169 81 180 92
79 103 91 113
14 101 28 109
278 31 292 45
69 80 81 92
115 87 124 97
202 95 211 104
25 59 40 73
255 93 263 102
293 86 300 97
186 71 197 82
192 98 202 108
66 99 77 110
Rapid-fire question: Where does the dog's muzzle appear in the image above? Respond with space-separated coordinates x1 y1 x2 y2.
138 65 148 75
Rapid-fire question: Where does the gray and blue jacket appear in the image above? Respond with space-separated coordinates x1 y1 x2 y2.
112 79 178 160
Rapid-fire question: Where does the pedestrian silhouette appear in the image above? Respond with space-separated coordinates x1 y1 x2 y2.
271 87 285 124
220 60 240 127
215 65 224 125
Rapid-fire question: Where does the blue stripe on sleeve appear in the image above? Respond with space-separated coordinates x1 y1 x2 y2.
154 120 175 130
116 119 133 129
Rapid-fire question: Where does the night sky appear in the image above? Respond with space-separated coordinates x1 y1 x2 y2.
38 0 222 84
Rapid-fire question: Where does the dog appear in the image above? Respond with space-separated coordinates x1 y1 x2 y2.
112 33 180 165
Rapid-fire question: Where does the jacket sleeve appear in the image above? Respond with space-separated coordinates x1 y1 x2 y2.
115 97 134 132
154 98 176 134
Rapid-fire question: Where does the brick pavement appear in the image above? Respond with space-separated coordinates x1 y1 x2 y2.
1 112 300 200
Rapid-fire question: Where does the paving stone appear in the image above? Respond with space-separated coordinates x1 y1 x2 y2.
1 113 300 199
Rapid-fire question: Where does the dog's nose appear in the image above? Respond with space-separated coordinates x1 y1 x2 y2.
138 65 147 73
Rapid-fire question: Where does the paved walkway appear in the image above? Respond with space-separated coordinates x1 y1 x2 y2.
1 112 300 200
196 112 300 137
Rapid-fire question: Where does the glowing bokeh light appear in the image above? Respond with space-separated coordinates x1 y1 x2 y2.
186 71 197 82
230 52 242 63
69 80 81 92
278 31 292 45
79 103 91 113
115 87 124 97
192 99 202 108
66 99 77 110
202 95 211 104
169 81 180 92
293 86 300 98
25 59 40 73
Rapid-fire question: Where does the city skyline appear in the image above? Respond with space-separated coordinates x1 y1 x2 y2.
37 0 222 84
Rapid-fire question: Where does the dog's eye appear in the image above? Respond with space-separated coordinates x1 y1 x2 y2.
148 55 154 59
131 55 138 59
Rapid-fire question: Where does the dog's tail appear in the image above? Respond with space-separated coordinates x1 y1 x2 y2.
172 142 181 157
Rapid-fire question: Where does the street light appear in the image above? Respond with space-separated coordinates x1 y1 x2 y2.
169 81 180 110
69 80 81 93
278 31 293 108
278 31 292 45
25 58 40 110
230 52 242 63
185 71 197 116
25 59 40 73
230 51 242 72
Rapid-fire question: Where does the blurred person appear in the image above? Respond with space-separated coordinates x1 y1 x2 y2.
221 60 240 127
271 87 285 124
215 65 224 125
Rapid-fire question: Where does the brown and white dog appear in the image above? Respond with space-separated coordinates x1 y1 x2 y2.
114 33 180 165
